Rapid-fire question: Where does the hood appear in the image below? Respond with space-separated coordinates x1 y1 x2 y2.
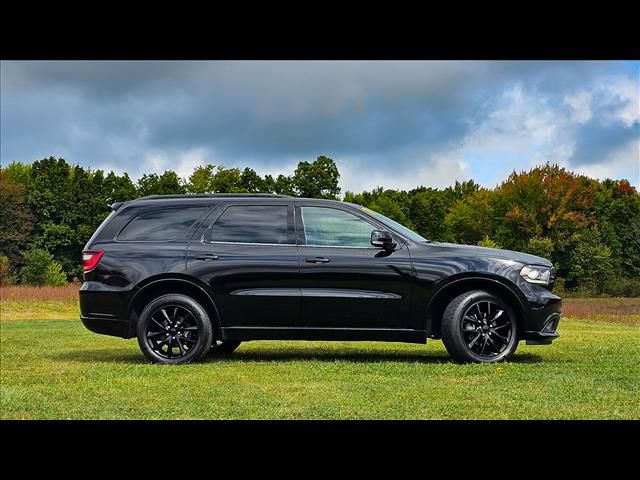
423 242 553 267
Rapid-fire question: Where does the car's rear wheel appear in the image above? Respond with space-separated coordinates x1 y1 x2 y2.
137 294 213 364
441 290 518 363
210 340 241 356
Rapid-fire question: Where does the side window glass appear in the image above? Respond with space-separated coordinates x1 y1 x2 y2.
210 205 289 244
118 207 210 241
301 206 373 247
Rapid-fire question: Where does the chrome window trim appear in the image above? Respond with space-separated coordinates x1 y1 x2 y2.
200 238 380 249
201 240 297 247
300 244 381 250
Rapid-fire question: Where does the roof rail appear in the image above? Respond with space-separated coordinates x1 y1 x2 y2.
135 193 293 201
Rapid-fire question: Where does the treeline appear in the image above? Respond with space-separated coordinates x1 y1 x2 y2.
0 156 339 284
1 156 639 296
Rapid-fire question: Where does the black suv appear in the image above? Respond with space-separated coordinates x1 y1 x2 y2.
80 193 561 364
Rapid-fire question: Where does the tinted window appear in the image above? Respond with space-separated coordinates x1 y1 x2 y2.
210 205 289 244
118 207 209 241
301 206 374 247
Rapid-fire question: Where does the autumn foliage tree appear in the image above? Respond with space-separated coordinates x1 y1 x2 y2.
0 169 34 263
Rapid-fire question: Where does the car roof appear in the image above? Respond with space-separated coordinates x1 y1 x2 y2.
112 194 354 211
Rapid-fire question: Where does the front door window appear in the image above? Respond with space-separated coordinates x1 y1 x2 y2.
300 206 373 247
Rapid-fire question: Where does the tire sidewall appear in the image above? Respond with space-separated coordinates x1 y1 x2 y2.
443 291 519 363
136 294 213 364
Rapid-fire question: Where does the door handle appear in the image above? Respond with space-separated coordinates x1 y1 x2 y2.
194 254 219 261
305 257 330 264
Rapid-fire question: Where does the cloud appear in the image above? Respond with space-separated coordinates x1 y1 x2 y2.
1 60 638 189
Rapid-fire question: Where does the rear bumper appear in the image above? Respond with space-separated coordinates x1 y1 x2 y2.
80 314 129 338
79 281 132 338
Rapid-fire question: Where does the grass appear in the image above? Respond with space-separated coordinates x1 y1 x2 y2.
1 295 639 419
0 284 79 303
1 284 79 321
562 297 640 324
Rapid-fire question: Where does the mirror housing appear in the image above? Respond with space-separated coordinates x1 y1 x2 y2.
371 230 396 250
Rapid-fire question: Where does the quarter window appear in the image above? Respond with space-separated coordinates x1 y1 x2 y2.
301 206 374 247
117 207 210 241
210 205 289 244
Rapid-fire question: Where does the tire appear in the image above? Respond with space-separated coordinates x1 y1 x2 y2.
136 293 214 365
441 290 519 363
210 340 241 356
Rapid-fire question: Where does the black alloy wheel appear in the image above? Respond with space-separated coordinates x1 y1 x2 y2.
441 290 519 363
460 300 514 358
146 305 200 359
137 294 213 364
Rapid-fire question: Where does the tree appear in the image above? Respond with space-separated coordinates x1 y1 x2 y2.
137 171 186 196
27 156 72 225
239 168 266 192
19 248 66 286
444 190 493 244
594 179 640 279
409 189 450 241
368 193 412 227
30 222 78 277
491 164 598 278
211 166 243 193
477 236 502 249
525 237 554 261
44 262 67 286
102 171 138 204
0 255 16 285
568 229 614 294
273 174 295 196
66 164 94 227
447 179 481 202
0 170 34 262
186 165 216 193
262 174 276 193
4 161 31 186
292 156 340 198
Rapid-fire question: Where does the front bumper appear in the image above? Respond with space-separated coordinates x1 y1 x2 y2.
515 275 562 345
522 312 561 344
521 285 562 345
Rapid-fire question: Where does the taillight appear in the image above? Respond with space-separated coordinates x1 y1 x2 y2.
82 250 104 273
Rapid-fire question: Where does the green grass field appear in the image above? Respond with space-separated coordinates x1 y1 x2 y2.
1 304 639 419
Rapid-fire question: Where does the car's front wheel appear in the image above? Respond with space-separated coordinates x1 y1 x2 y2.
441 290 519 363
136 294 213 364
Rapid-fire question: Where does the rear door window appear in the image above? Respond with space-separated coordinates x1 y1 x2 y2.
208 205 290 244
117 207 210 241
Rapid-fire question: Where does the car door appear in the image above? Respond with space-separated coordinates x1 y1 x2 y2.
186 202 300 328
296 202 414 330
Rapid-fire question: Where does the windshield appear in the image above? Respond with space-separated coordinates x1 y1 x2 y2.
361 206 429 243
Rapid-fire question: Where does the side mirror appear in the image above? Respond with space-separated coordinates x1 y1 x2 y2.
371 230 397 250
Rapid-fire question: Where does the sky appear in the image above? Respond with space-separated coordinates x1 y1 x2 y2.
1 60 638 192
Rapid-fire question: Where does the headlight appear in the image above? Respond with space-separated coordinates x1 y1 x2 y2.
520 265 552 285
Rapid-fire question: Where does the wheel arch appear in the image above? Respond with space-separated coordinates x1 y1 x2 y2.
127 275 220 338
425 275 526 338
